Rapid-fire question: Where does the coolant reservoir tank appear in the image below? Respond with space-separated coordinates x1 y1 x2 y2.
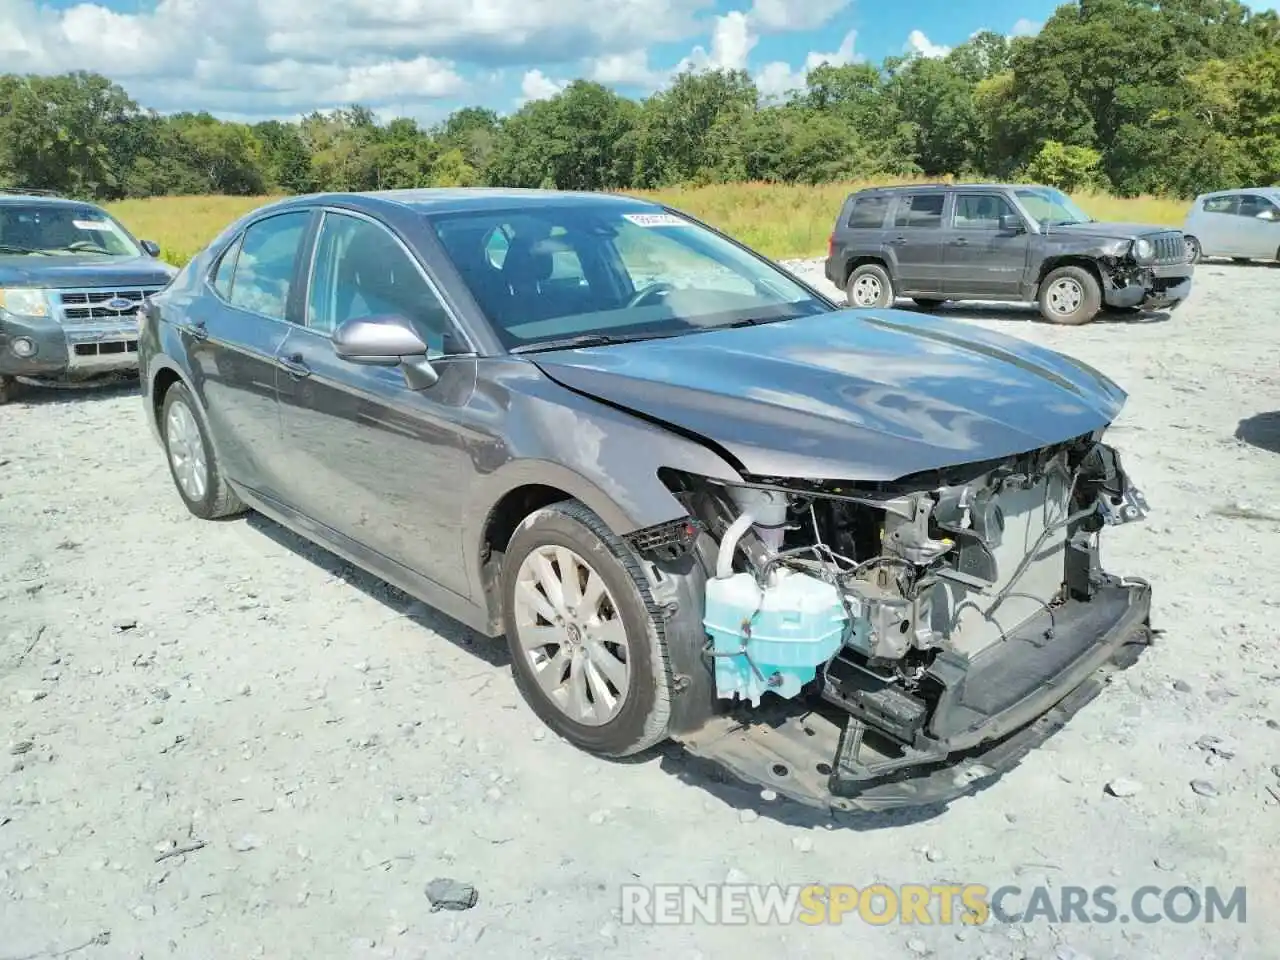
703 568 848 707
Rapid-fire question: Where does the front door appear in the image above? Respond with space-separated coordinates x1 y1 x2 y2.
273 209 479 600
941 193 1031 298
885 192 947 295
1236 194 1280 259
180 210 314 499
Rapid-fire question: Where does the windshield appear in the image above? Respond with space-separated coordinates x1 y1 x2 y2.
1014 187 1094 227
428 204 830 352
0 204 142 257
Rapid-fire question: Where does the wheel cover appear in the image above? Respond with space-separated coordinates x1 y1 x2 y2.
850 274 883 306
513 545 631 726
1047 277 1084 315
165 399 208 502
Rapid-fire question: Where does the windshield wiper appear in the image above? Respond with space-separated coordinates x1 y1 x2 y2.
0 244 43 255
509 332 671 354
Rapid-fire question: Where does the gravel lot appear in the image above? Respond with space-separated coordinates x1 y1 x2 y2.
2 260 1279 960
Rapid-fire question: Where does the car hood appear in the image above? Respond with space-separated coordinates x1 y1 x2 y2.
531 308 1128 482
1046 221 1178 241
0 255 176 289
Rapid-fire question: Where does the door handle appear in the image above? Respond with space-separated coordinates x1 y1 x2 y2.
183 319 208 341
278 351 311 378
889 237 908 246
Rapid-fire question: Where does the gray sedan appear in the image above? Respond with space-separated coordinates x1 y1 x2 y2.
138 188 1154 812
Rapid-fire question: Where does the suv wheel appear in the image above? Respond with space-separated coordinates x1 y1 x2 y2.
160 381 246 520
846 263 894 308
1184 236 1202 264
501 500 673 758
1038 266 1102 326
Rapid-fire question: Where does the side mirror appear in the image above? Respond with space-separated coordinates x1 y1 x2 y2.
332 314 439 388
140 239 161 257
999 214 1025 234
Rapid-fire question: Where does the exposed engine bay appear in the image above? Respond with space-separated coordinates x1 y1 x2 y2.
648 431 1154 811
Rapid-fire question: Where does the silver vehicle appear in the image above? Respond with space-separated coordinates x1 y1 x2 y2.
1182 188 1280 264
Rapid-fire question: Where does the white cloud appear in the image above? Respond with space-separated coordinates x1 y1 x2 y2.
673 10 759 74
903 29 951 59
1010 18 1042 37
747 0 850 32
587 50 666 90
0 0 712 117
517 69 567 105
756 29 860 101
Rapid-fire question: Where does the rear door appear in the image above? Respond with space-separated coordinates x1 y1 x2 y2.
1197 194 1239 256
884 192 947 295
272 208 480 600
180 209 315 500
942 192 1031 298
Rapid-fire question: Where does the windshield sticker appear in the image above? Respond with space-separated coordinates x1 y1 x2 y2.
623 213 690 228
73 219 111 230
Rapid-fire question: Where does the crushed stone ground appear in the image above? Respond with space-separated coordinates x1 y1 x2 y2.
2 261 1279 959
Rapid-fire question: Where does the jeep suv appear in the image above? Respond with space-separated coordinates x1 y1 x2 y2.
0 190 176 403
824 183 1194 325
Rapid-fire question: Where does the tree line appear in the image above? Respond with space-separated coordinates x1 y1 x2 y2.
0 0 1276 204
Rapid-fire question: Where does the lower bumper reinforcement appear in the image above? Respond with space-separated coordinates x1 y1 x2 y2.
674 577 1153 813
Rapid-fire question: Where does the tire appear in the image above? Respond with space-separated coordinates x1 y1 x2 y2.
501 500 672 758
845 263 894 308
0 376 18 405
1184 236 1202 264
912 298 946 310
159 381 246 520
1037 265 1103 326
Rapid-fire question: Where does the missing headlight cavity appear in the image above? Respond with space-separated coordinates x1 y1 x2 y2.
660 433 1150 781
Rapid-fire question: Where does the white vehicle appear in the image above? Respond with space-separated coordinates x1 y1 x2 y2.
1182 187 1280 264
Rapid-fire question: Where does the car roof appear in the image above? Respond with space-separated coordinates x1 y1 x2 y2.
1199 187 1280 198
0 192 104 208
263 187 665 218
852 182 1037 195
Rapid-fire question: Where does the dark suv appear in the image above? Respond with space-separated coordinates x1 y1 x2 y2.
0 189 175 403
825 183 1194 325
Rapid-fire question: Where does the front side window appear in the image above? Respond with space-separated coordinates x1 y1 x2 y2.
226 211 310 322
954 194 1018 230
1237 194 1279 219
429 204 828 352
893 194 945 229
306 212 461 355
0 203 142 257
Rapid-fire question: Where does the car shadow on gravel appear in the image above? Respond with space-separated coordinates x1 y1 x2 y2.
243 512 510 668
7 375 140 406
913 303 1173 326
1235 411 1280 455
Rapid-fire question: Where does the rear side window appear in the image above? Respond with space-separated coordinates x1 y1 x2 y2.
1202 196 1236 214
226 212 311 321
894 194 945 229
846 194 890 229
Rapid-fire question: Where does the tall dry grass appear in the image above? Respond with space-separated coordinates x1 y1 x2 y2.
106 180 1191 267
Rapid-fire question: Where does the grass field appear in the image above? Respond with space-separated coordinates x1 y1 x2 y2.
106 180 1190 268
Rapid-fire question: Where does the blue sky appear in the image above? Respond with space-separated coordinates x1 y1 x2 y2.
0 1 1272 123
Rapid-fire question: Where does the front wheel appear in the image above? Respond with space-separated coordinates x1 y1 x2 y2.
501 500 673 757
1038 265 1102 326
845 263 894 308
1184 236 1202 264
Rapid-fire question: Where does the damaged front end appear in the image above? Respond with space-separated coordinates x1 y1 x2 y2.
1097 233 1193 311
651 434 1153 812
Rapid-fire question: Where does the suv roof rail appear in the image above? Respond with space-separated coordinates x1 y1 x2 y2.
0 186 65 198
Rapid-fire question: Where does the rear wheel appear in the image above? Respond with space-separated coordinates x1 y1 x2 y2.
1184 236 1202 264
1038 265 1102 326
845 263 894 308
501 500 672 757
160 381 246 520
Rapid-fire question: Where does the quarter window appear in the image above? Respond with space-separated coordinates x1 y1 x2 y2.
306 212 462 355
226 212 310 321
211 235 243 300
893 194 945 229
847 194 890 229
954 194 1018 230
